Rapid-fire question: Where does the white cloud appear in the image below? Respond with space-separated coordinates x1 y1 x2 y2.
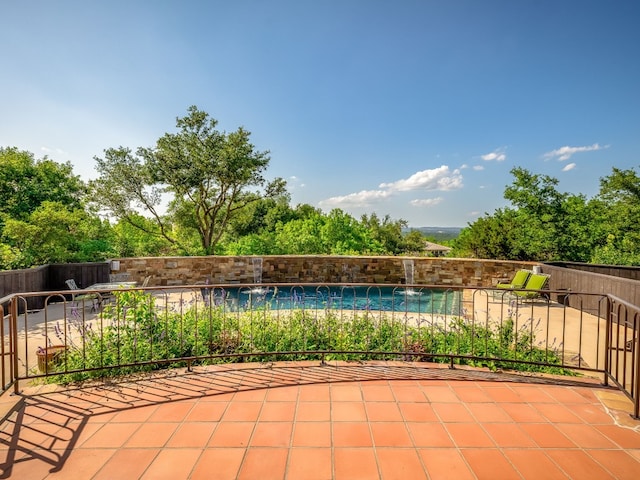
287 175 305 190
319 189 391 208
40 146 68 157
481 148 507 162
562 162 577 172
319 165 462 211
379 165 463 192
410 197 443 207
473 165 484 171
543 143 608 161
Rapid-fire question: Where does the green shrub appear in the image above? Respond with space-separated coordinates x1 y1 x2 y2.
45 290 574 383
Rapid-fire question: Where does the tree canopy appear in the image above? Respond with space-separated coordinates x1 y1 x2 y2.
0 121 429 270
450 167 617 263
0 147 103 269
4 108 640 269
91 106 287 255
0 147 84 221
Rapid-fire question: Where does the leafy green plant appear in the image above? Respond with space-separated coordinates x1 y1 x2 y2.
44 291 574 384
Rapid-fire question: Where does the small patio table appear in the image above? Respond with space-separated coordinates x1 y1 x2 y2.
86 281 138 291
79 282 139 312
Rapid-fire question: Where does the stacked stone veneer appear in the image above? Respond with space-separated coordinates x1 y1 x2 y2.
110 256 537 288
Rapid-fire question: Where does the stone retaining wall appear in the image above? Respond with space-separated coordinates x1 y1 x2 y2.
110 256 538 288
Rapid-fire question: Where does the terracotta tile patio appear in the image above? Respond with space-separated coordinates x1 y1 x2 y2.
1 361 639 479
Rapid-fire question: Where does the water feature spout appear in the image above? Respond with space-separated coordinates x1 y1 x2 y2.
252 257 263 284
402 259 421 296
403 259 414 286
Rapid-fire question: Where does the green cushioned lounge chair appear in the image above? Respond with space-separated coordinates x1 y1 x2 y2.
513 273 550 302
496 270 532 290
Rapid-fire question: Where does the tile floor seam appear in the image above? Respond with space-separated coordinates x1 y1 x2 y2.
486 446 529 479
330 384 358 480
328 384 335 480
121 415 158 450
191 403 220 450
428 382 460 454
187 447 211 479
548 448 613 480
249 391 268 444
397 399 431 477
452 445 477 479
102 448 161 480
155 400 200 449
358 383 385 480
233 395 265 480
581 447 638 479
449 412 551 478
559 422 622 450
283 381 301 480
468 411 503 450
395 381 462 478
76 419 111 450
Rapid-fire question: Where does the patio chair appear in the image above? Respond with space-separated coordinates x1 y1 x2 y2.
513 273 551 302
65 279 101 312
141 275 151 288
496 270 532 290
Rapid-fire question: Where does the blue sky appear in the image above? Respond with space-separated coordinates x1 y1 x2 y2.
1 1 639 227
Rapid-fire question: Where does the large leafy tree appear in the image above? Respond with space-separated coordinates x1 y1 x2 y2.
321 209 383 255
502 167 567 260
452 167 600 261
273 215 326 254
360 213 407 255
591 167 640 264
402 229 429 255
0 147 94 269
0 147 85 221
111 215 174 258
223 202 324 255
451 208 522 259
227 193 295 239
91 106 287 255
267 209 385 255
2 201 114 267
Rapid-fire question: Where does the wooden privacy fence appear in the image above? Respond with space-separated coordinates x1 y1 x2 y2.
546 261 640 282
542 263 640 314
0 263 109 311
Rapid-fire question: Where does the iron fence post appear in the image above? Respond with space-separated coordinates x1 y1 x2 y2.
603 296 611 387
634 314 640 419
11 295 19 394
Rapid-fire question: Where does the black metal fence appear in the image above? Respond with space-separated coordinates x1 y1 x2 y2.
3 282 638 418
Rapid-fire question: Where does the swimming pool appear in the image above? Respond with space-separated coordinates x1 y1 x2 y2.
204 286 461 315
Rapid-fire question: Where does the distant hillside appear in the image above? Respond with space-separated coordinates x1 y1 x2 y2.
405 226 462 242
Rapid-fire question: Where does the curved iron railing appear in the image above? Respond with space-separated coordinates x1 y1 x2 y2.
2 282 638 418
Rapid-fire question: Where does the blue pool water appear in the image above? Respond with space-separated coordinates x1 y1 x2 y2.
204 286 461 315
